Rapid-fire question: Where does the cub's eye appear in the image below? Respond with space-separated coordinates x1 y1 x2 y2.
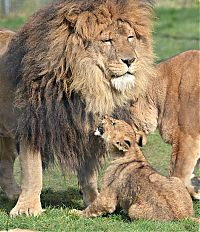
102 39 112 45
128 35 134 42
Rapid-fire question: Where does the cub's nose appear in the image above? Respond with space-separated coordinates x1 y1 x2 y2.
121 57 135 67
98 126 104 135
94 125 105 136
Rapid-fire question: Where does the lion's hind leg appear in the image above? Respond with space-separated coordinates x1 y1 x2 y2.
170 133 200 199
0 136 20 200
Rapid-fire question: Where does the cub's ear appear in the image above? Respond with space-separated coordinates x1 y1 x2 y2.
114 139 131 152
136 131 147 147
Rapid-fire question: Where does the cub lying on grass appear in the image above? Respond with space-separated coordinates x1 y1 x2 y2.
74 116 195 221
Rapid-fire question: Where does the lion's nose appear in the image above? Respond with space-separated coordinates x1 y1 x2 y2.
121 57 135 67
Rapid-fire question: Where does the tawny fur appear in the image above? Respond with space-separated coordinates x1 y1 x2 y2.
0 29 20 200
0 0 155 216
76 117 194 221
0 29 15 54
129 50 200 199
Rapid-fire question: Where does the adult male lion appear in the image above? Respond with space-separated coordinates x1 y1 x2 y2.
0 0 154 216
130 50 200 199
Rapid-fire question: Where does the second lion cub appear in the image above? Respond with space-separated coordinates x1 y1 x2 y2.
76 116 194 221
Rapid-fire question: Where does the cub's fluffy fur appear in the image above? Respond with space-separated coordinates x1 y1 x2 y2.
76 117 194 221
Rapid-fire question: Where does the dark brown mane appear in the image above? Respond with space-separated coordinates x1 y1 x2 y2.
1 0 154 169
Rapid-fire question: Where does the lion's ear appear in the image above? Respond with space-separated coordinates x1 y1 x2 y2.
114 139 131 152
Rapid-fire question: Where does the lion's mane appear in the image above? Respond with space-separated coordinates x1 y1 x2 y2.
1 0 154 169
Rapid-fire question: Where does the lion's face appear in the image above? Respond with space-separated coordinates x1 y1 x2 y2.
86 21 137 92
46 0 155 115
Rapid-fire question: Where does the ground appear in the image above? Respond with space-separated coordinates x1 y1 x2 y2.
0 6 199 232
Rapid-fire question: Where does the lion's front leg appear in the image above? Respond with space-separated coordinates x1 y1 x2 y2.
170 134 200 199
77 160 99 206
10 142 43 217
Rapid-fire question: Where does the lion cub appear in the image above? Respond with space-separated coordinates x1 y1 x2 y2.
76 116 194 221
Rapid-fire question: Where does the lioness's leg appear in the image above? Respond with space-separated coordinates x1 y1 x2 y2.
170 134 200 199
77 188 117 217
10 142 43 217
0 137 20 199
77 162 99 206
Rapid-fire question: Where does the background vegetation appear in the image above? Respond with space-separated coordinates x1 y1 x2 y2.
0 1 199 231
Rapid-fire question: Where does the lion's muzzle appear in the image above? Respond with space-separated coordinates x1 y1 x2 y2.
111 73 135 92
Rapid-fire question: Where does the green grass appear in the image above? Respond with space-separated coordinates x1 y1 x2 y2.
0 6 200 232
0 16 26 30
154 7 199 60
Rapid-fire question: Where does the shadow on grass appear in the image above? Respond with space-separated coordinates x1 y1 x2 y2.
0 188 132 223
0 192 17 214
41 188 131 222
0 187 84 214
41 187 84 210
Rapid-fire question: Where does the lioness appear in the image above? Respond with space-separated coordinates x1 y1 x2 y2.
0 29 15 54
0 29 20 200
130 50 200 199
0 0 155 216
74 116 194 221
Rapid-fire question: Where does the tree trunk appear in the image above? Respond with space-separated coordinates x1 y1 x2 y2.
2 0 10 16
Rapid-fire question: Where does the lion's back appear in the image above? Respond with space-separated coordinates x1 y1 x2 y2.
158 50 200 135
0 29 17 133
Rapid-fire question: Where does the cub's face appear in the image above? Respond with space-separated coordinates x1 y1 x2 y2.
95 116 136 152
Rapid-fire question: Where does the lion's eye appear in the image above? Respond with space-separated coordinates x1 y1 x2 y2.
128 35 134 42
112 121 116 126
102 39 112 45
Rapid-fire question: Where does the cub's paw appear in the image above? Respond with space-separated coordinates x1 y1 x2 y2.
69 209 83 217
68 209 94 218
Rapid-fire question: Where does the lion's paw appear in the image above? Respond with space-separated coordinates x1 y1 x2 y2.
188 175 200 200
10 204 44 217
10 195 43 217
191 191 200 200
